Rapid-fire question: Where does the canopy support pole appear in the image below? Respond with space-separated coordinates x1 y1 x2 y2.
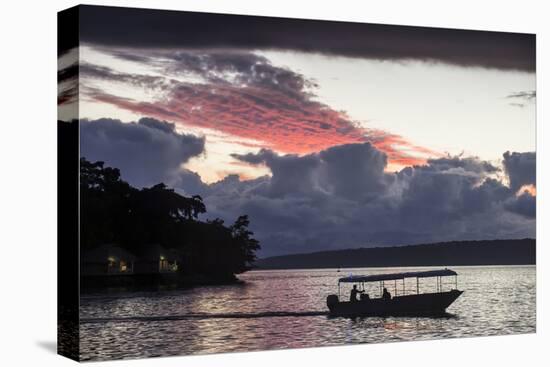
416 277 419 294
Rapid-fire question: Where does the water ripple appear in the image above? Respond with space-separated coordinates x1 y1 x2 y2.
79 265 535 361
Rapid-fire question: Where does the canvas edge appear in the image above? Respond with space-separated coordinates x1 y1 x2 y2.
57 4 81 362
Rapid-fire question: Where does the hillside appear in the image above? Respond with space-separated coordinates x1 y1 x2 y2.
254 239 535 269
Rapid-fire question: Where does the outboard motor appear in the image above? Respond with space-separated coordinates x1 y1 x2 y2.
326 294 339 309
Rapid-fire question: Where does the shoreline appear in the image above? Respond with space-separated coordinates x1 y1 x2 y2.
250 263 537 271
80 273 243 294
254 239 536 270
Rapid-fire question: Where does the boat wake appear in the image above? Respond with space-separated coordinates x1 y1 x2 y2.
80 311 329 324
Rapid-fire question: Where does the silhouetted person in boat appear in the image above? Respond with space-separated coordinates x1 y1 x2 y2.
382 287 392 301
360 293 370 301
350 285 364 302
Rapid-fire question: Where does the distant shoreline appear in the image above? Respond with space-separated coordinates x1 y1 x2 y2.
249 264 536 272
253 239 536 270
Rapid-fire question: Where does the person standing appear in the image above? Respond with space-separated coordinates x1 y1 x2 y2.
350 284 364 302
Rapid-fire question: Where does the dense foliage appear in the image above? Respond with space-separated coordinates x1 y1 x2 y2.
80 158 260 275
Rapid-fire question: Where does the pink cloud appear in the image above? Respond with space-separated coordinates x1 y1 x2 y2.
89 82 437 168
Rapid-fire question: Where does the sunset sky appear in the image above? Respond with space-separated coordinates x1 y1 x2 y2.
59 6 536 256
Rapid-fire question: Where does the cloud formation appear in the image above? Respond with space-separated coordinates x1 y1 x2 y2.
232 143 390 200
80 118 205 188
502 151 536 191
505 192 536 218
65 5 537 258
58 48 79 106
222 145 535 255
76 5 535 72
80 49 436 167
79 118 535 256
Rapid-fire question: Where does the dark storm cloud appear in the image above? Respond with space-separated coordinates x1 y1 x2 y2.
505 192 536 218
224 145 535 255
80 117 205 188
318 144 389 199
167 51 319 100
233 149 324 198
99 49 318 101
502 151 536 191
80 119 536 256
395 162 503 231
420 156 499 175
77 5 535 72
232 143 390 199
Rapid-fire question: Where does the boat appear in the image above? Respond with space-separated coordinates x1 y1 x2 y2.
326 268 463 317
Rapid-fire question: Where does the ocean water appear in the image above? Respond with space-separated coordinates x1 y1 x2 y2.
79 265 536 361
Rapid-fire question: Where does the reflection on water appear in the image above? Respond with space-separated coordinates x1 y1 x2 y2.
79 265 535 361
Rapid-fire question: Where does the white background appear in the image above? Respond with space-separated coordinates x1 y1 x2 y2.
0 0 547 365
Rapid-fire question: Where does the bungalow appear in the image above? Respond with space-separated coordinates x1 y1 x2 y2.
134 244 181 275
81 244 136 276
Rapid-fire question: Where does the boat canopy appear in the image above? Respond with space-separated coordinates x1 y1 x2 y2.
338 269 457 283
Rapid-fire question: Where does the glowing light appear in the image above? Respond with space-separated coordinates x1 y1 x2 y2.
517 184 536 196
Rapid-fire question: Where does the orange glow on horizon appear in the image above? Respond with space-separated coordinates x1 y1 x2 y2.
517 184 536 196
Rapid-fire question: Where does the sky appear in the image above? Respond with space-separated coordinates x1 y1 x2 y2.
59 6 536 257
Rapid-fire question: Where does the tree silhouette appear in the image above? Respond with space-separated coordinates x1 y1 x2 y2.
183 195 206 219
231 215 261 271
80 157 261 279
